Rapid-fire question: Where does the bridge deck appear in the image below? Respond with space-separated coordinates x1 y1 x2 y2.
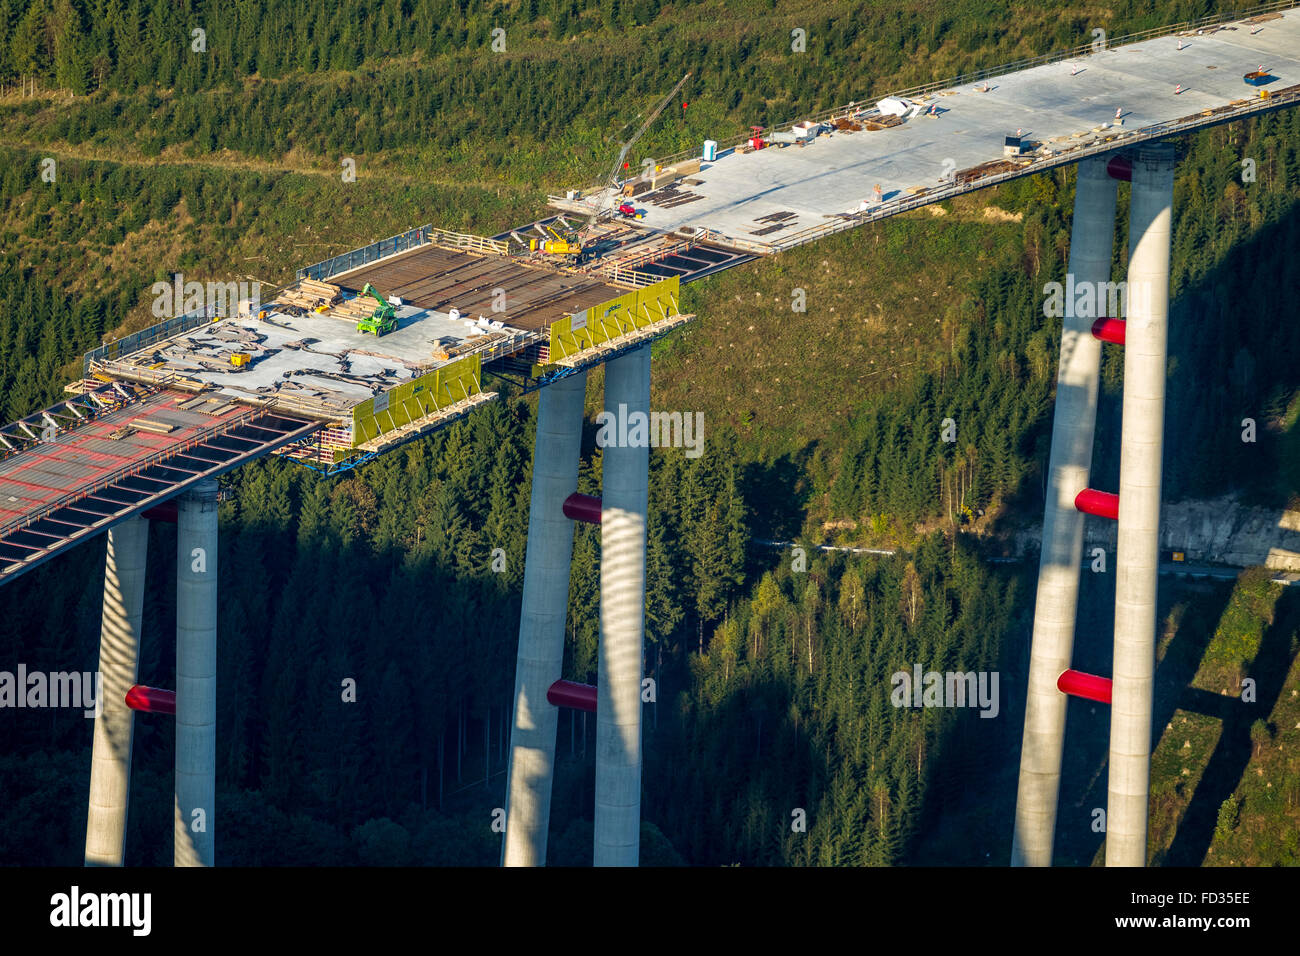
555 7 1300 252
0 390 317 584
331 244 623 332
5 9 1300 588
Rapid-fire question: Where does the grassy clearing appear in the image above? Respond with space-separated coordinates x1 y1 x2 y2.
653 192 1027 462
1149 710 1224 859
1146 572 1300 866
1193 569 1278 695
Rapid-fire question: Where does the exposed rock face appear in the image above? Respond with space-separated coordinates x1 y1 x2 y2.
1016 496 1300 570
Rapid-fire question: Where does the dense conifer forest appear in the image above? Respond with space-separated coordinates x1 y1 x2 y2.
0 0 1297 865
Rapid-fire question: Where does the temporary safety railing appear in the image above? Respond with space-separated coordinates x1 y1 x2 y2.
297 225 513 284
602 263 663 289
426 228 511 257
90 358 355 422
89 360 211 393
600 234 706 278
297 225 433 282
83 306 218 378
81 273 300 378
447 328 545 364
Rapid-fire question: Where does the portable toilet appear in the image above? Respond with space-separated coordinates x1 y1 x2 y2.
703 140 718 162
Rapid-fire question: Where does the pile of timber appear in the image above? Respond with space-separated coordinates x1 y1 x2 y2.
275 278 341 312
863 115 903 131
954 158 1025 185
132 418 175 435
433 332 507 361
328 296 380 322
175 394 237 417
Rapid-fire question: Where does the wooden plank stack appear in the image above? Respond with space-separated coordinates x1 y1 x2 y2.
864 115 903 131
274 278 341 311
434 332 506 361
328 296 380 322
954 159 1023 185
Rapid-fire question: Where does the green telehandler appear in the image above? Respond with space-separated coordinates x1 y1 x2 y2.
356 283 398 336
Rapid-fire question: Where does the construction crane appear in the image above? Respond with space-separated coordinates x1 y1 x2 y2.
528 220 585 263
591 72 691 223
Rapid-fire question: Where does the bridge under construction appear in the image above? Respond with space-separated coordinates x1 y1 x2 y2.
2 2 1298 869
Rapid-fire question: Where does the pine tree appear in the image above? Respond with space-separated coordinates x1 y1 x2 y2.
644 508 683 650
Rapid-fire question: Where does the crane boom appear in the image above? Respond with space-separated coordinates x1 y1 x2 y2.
596 72 691 220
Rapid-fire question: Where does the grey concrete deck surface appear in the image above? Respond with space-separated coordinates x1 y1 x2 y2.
123 304 482 407
623 10 1300 244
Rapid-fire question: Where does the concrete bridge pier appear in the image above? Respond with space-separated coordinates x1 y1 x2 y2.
85 516 150 866
502 344 653 868
594 345 650 867
502 371 588 867
174 479 219 867
1107 143 1175 867
1012 156 1118 866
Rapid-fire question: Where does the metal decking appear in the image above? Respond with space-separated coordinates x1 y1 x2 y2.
630 241 755 282
0 390 318 585
331 244 624 332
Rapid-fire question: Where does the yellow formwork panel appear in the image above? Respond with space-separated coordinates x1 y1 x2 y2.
352 354 482 446
548 276 680 361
